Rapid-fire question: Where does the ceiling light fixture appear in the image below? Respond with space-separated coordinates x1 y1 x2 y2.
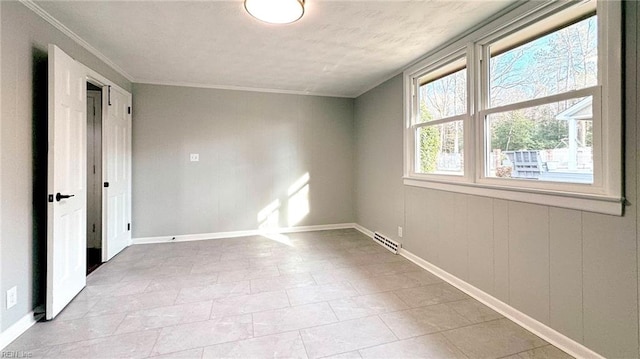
244 0 305 24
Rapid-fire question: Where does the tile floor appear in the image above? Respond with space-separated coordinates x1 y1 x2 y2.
5 229 573 359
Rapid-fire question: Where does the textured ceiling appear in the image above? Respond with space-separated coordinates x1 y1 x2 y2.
34 0 516 97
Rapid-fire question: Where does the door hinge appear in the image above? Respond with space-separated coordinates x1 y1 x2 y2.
104 182 109 188
48 194 54 203
93 106 96 116
92 223 96 233
108 85 112 106
127 106 131 115
93 165 96 174
127 223 131 231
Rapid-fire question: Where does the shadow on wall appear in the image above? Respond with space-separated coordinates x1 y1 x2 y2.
257 172 310 244
32 47 48 310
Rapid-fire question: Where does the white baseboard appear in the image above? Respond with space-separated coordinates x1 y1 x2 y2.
132 223 357 245
355 223 604 359
353 223 374 238
0 311 42 351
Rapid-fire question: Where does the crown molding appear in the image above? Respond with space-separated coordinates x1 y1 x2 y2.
19 0 135 82
353 70 403 99
134 79 355 99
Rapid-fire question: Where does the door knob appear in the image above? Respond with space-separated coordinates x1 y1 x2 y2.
56 193 75 202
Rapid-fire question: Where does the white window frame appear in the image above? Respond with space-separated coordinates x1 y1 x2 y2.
409 49 471 182
403 0 623 215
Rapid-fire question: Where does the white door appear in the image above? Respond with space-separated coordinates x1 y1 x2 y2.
47 45 87 320
103 86 132 260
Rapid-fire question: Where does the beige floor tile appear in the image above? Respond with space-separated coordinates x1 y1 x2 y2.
250 273 316 294
86 290 179 317
328 292 409 321
163 254 219 267
119 265 194 282
209 290 290 317
332 253 406 267
249 255 306 268
219 249 273 261
176 281 250 304
202 331 307 358
145 273 219 292
53 298 100 321
322 352 363 359
151 315 253 355
311 267 374 286
359 333 468 359
190 259 251 275
105 257 167 271
278 259 336 274
350 273 425 295
442 318 548 359
75 280 151 301
502 345 574 359
446 298 503 324
253 302 338 336
86 269 127 285
360 261 421 276
300 316 396 359
7 313 126 350
402 270 442 285
287 282 359 306
393 283 469 308
44 329 159 359
344 244 390 255
150 348 204 359
379 303 472 339
115 301 213 334
150 248 202 259
216 266 280 283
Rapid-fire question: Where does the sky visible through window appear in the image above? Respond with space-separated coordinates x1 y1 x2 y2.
490 16 598 107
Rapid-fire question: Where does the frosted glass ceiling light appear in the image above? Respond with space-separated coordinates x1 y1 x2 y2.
244 0 305 24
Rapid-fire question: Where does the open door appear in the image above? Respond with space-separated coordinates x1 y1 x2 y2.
47 45 87 320
103 86 132 260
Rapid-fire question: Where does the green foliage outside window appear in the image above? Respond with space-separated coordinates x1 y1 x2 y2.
419 103 441 173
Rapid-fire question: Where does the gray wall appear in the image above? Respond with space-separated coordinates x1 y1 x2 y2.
354 75 404 240
0 1 132 332
353 3 639 358
132 84 355 238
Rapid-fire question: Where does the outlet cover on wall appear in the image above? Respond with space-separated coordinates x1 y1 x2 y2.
398 226 403 238
190 153 199 162
6 286 17 309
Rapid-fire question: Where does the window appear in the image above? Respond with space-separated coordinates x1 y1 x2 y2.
404 0 623 215
416 57 467 175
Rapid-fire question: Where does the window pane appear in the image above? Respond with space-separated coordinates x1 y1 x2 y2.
417 121 464 175
487 96 593 183
489 16 597 107
418 67 467 123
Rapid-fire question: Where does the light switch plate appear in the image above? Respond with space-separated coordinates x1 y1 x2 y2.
190 154 199 162
398 226 403 238
7 286 17 309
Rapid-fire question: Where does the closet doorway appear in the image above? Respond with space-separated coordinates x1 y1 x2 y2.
86 83 102 275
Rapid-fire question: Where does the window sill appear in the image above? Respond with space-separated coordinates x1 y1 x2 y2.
403 177 624 216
